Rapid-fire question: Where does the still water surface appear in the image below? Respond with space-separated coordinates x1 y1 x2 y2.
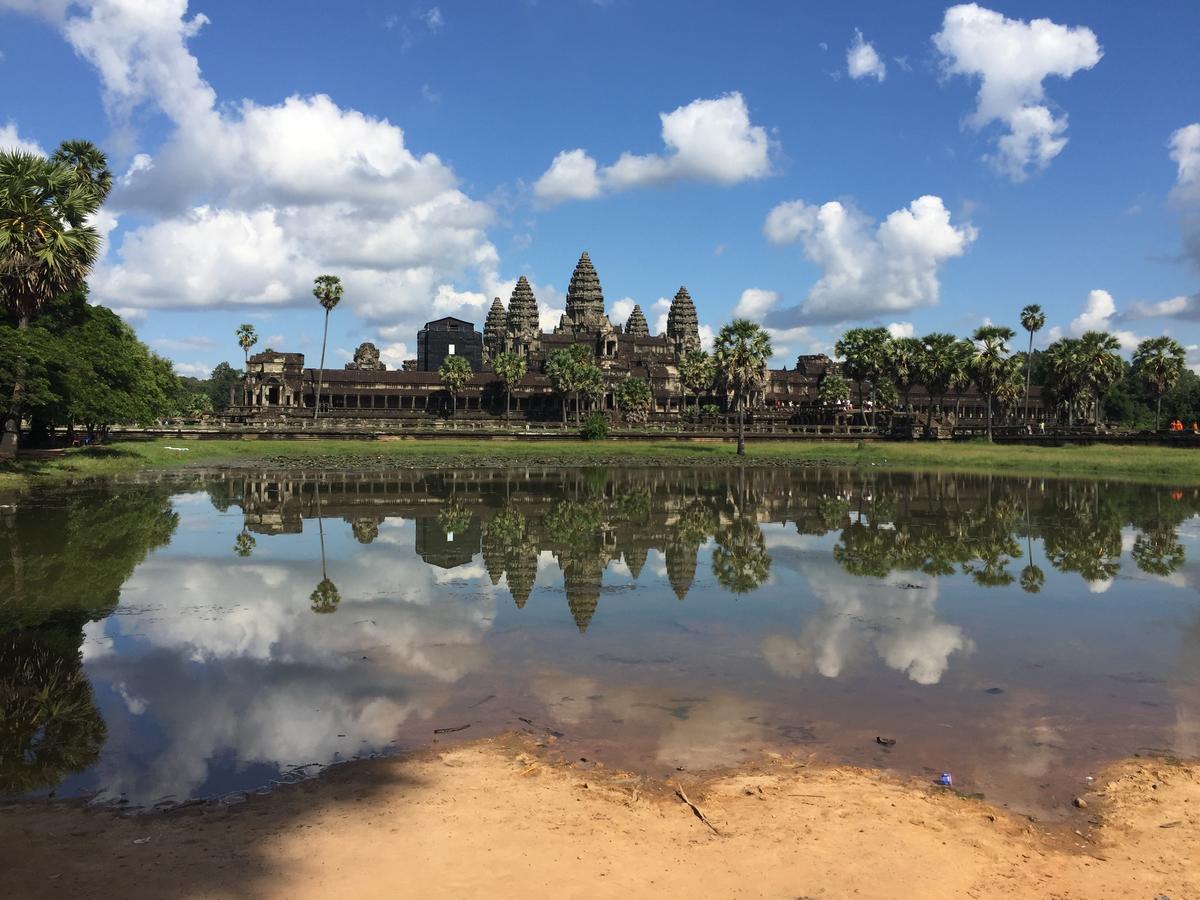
3 466 1198 817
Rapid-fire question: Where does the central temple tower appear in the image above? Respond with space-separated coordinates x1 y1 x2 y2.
556 251 613 336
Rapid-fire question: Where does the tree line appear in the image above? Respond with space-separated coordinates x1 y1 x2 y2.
825 308 1195 436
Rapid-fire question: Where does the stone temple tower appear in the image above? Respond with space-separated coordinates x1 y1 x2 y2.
666 286 701 355
624 304 650 338
505 276 540 356
482 297 506 366
557 251 612 335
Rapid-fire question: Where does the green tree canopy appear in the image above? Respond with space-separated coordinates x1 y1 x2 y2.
438 354 473 418
1 142 111 457
1132 336 1186 430
714 318 772 456
492 350 527 420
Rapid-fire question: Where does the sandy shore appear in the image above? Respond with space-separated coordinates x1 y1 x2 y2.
2 736 1196 899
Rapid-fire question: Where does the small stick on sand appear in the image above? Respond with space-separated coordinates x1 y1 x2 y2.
674 784 720 835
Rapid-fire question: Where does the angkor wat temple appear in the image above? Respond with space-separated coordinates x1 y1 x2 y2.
233 250 726 422
230 250 1039 426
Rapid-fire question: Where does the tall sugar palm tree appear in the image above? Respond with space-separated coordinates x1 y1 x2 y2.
1077 331 1123 424
917 332 958 434
544 348 579 426
492 350 526 421
834 327 890 427
885 336 924 411
438 354 473 421
714 318 772 456
311 275 343 419
1019 304 1046 423
679 349 715 418
947 338 975 423
1132 336 1186 431
1 142 111 459
968 325 1017 441
310 479 340 614
235 323 258 406
1043 338 1087 426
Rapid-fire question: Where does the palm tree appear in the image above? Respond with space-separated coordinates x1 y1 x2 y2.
714 319 772 456
567 344 594 425
491 350 526 421
917 333 958 434
1132 336 1186 431
235 323 258 406
711 517 771 594
233 530 256 557
1076 331 1123 424
615 375 652 425
311 274 343 419
817 373 851 426
310 479 340 613
544 349 576 426
679 349 715 418
947 339 975 424
438 354 472 420
885 336 924 411
834 327 890 427
1019 304 1046 423
968 325 1017 441
1 143 111 459
1042 338 1087 426
995 365 1026 424
577 362 606 421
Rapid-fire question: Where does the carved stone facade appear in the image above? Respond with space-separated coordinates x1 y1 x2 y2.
345 342 386 371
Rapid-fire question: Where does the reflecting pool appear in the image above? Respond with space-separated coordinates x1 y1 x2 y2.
2 466 1198 817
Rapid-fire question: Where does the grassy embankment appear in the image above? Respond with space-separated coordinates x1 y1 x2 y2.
3 436 1200 489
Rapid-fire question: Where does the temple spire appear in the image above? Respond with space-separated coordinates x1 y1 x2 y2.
505 276 539 341
666 285 700 355
561 250 608 331
625 304 649 338
482 297 506 365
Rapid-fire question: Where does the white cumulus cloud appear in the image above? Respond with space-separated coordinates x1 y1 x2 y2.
732 288 779 320
534 93 771 205
1170 123 1200 200
10 0 504 359
933 3 1102 181
533 149 601 203
0 120 45 155
1047 289 1142 352
1169 123 1200 273
762 195 977 325
846 29 886 82
1127 294 1200 322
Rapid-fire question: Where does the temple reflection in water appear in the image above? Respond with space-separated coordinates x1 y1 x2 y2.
5 466 1200 810
217 467 1200 632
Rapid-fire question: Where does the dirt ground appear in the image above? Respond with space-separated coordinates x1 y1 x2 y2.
2 736 1196 899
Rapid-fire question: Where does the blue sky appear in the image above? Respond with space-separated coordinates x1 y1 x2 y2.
2 0 1199 375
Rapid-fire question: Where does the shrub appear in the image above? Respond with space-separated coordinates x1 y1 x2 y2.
700 404 721 418
581 412 609 440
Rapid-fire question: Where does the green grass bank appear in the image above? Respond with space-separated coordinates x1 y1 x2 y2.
4 437 1200 489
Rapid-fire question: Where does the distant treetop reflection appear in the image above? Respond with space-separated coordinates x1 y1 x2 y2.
229 467 1200 631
